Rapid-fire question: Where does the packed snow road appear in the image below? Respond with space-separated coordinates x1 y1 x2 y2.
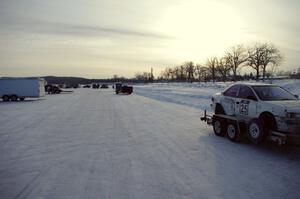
0 89 300 199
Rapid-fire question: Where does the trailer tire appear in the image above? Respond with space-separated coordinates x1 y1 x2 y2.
213 116 226 137
11 95 18 101
19 97 25 101
247 118 265 144
227 123 241 142
2 95 10 102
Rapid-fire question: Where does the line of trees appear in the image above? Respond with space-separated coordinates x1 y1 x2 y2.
158 42 283 82
134 71 154 82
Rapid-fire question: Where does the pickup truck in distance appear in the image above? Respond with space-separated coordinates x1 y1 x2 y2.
202 83 300 145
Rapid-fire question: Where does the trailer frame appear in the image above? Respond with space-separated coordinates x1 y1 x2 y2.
200 110 298 146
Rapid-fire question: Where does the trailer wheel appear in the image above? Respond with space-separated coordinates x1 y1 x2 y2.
19 97 25 101
2 95 10 102
213 116 226 137
11 95 18 101
227 123 241 142
247 118 265 144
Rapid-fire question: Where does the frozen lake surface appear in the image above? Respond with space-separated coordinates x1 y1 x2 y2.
0 82 300 199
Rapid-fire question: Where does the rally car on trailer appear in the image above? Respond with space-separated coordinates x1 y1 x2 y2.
201 83 300 146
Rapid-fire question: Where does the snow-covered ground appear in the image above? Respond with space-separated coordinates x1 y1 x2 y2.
0 81 300 199
134 79 300 113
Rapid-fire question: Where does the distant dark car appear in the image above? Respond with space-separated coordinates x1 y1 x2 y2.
92 84 100 89
115 83 133 94
100 84 109 89
83 85 91 88
45 84 61 94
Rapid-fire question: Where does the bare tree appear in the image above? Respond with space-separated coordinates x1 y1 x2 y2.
206 57 218 82
160 67 172 80
260 43 283 80
169 68 176 80
171 66 179 81
224 44 247 81
179 65 186 81
216 57 231 82
195 64 202 82
134 72 152 82
247 43 265 81
134 72 142 81
150 68 154 82
202 67 209 82
183 61 195 83
195 64 209 82
113 74 118 79
267 64 279 79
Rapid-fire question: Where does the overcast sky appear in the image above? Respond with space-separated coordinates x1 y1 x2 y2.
0 0 299 78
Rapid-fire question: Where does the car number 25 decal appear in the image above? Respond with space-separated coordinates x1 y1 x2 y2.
239 100 249 115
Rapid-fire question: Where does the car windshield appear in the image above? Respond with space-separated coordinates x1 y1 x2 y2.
252 86 298 101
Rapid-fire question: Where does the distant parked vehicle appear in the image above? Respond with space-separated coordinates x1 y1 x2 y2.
0 77 46 102
115 83 133 94
71 84 79 89
92 83 100 89
100 84 109 89
83 85 91 88
45 84 62 94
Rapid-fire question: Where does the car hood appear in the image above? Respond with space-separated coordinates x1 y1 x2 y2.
266 100 300 113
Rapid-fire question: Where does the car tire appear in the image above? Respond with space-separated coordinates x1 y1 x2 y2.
2 95 10 102
213 116 226 137
247 118 265 144
260 113 277 137
11 95 18 101
227 123 241 142
215 104 225 114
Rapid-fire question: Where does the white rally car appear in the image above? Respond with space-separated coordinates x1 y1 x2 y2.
201 83 300 145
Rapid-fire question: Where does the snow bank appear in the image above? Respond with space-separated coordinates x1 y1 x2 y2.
134 79 300 111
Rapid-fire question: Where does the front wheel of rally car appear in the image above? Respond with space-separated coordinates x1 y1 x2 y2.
247 118 265 144
227 123 241 142
213 116 227 137
215 104 225 114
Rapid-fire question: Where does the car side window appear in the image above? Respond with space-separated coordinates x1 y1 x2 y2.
224 85 239 97
238 86 257 100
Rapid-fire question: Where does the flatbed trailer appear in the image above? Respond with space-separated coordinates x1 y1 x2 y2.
200 110 299 146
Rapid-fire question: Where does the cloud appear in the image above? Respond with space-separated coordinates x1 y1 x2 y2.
1 17 174 40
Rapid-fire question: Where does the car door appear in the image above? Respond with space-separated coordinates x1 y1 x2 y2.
221 85 240 115
235 85 258 120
